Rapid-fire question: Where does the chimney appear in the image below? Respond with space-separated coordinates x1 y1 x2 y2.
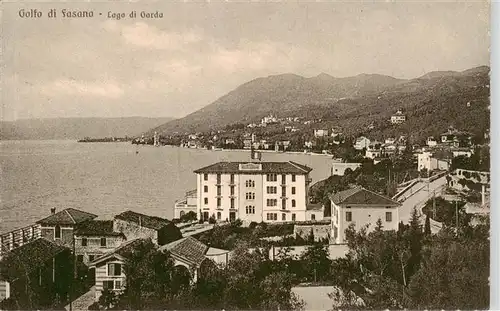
50 208 56 215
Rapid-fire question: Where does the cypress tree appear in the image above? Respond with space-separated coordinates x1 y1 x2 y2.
424 213 431 236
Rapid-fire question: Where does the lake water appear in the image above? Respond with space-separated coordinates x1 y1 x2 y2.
0 140 333 233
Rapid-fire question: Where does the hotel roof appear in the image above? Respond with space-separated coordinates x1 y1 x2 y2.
36 208 97 226
330 187 400 207
194 161 312 174
115 211 173 231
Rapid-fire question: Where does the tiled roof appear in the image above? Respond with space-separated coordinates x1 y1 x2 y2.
160 237 208 267
115 211 172 230
89 238 151 266
194 161 312 174
74 220 124 237
36 208 97 225
0 238 68 282
329 187 400 207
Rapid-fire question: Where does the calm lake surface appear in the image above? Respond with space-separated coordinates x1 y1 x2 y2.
0 140 333 233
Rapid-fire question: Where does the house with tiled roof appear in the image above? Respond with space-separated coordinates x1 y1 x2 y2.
0 238 72 308
74 220 126 266
330 187 401 243
36 208 97 247
113 211 182 246
88 238 149 301
192 161 315 224
159 236 209 283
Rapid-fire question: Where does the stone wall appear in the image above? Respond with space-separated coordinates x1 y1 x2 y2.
294 224 331 242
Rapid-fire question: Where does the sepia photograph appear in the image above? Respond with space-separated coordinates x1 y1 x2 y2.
0 1 493 310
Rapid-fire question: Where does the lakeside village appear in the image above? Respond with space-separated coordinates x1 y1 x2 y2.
0 112 491 310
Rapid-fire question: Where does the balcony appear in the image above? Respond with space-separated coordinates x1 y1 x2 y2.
229 194 237 198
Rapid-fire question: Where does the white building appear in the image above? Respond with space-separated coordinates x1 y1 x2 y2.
390 110 406 124
330 187 401 244
427 137 438 147
417 151 450 172
261 114 278 125
174 189 198 219
193 161 313 224
354 136 371 150
314 129 329 138
331 162 362 176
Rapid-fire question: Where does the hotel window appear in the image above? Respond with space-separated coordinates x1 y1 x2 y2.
101 238 107 247
81 238 87 246
266 199 277 207
292 175 296 182
204 174 208 181
292 213 296 221
386 212 392 222
230 186 235 195
217 212 221 220
107 263 121 276
217 198 221 207
245 180 255 187
266 174 277 182
204 198 208 205
273 213 278 221
281 187 286 197
246 192 255 200
281 174 286 184
204 185 208 193
282 214 286 221
311 214 316 221
54 225 61 239
292 199 296 207
115 280 122 290
230 198 235 208
346 211 352 222
266 186 277 194
230 174 235 184
217 186 221 196
282 199 286 210
216 174 221 183
246 206 255 214
292 187 296 195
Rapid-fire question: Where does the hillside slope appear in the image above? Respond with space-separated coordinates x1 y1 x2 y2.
0 117 174 140
148 73 406 134
148 66 489 143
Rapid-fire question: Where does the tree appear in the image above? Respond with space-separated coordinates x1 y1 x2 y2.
98 289 117 309
300 243 331 282
424 214 431 236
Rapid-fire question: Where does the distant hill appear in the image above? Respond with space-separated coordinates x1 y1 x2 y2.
0 117 175 140
147 72 406 135
147 66 489 143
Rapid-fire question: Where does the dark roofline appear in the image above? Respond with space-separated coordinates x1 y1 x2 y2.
329 187 401 206
194 161 312 174
36 208 97 225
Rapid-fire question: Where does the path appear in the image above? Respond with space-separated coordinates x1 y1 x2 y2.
399 176 447 224
65 286 95 311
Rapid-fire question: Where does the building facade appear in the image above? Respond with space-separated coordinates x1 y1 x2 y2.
194 161 313 224
331 162 362 176
114 211 182 246
330 187 401 244
390 110 406 124
36 208 98 248
74 220 126 266
174 190 198 219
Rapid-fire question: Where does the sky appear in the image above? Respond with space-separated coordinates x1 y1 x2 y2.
1 1 490 121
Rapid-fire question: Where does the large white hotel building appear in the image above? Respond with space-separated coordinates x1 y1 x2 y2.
191 161 319 224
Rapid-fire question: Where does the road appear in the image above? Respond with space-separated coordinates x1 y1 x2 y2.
399 176 447 224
